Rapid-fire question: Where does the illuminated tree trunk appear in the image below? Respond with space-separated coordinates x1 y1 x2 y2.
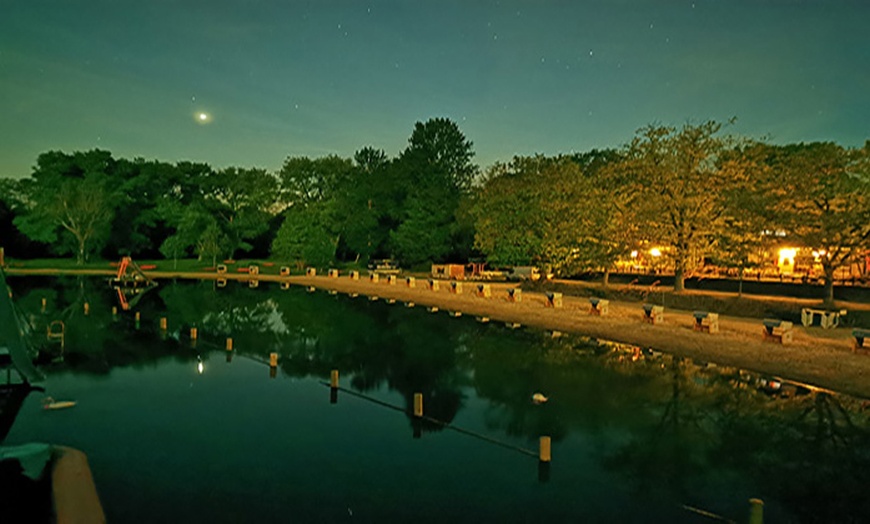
822 261 835 306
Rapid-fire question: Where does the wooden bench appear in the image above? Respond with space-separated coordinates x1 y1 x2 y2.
692 311 719 334
853 328 870 354
545 292 562 308
507 288 522 302
589 298 609 316
642 304 664 325
762 319 793 344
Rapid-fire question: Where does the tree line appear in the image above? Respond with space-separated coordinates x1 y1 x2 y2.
0 117 868 302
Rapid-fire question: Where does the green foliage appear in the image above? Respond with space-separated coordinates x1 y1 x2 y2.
391 118 477 264
613 121 743 290
750 141 870 302
13 150 118 264
331 148 395 261
278 155 353 207
471 152 631 277
271 205 336 267
471 158 549 266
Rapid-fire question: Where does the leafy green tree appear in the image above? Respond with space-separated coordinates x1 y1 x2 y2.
13 150 118 264
0 178 51 258
541 152 637 281
277 155 353 207
204 167 279 256
472 157 551 267
105 158 179 258
712 148 770 294
391 118 477 265
159 202 230 266
332 148 394 262
472 151 633 280
753 141 870 303
614 121 743 291
271 204 336 268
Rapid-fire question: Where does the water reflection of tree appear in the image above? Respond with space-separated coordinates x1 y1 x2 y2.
469 335 683 447
270 291 471 431
602 357 724 504
717 392 870 523
596 349 870 522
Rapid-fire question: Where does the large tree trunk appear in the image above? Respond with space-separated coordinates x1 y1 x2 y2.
674 266 685 292
822 262 835 306
603 268 611 287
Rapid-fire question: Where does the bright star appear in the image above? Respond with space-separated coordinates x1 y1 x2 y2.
195 112 211 124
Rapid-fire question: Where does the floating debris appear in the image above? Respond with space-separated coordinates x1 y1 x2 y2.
43 397 76 410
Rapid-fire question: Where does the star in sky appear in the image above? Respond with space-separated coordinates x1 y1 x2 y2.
0 1 867 178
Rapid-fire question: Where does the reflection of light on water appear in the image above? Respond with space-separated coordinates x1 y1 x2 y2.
197 356 204 374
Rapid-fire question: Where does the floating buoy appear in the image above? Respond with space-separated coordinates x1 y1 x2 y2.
532 392 549 404
43 397 76 410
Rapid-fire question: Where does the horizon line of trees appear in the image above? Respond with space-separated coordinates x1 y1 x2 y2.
0 117 868 303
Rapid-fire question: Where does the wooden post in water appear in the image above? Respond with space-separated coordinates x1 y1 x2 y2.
41 298 47 312
269 352 278 367
748 499 764 524
539 436 551 462
414 393 423 418
226 338 233 351
330 369 339 404
83 302 90 315
134 312 141 322
190 327 198 340
160 317 167 331
111 306 117 317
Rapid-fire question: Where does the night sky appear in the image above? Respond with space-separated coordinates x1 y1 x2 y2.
2 0 868 178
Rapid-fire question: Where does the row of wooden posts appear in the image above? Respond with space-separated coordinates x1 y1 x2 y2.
71 299 561 464
65 297 562 464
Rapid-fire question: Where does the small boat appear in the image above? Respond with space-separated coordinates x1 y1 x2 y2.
532 393 548 404
43 397 77 410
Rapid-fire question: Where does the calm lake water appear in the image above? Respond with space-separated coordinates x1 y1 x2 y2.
4 276 870 523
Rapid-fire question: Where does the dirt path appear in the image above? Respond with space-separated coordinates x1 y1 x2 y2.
282 274 870 399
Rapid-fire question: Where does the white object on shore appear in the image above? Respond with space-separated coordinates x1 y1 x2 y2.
532 393 548 404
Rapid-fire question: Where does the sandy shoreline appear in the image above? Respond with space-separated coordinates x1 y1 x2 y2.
7 267 870 399
284 274 870 400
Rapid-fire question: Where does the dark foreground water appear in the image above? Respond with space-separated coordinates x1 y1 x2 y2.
4 276 870 523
